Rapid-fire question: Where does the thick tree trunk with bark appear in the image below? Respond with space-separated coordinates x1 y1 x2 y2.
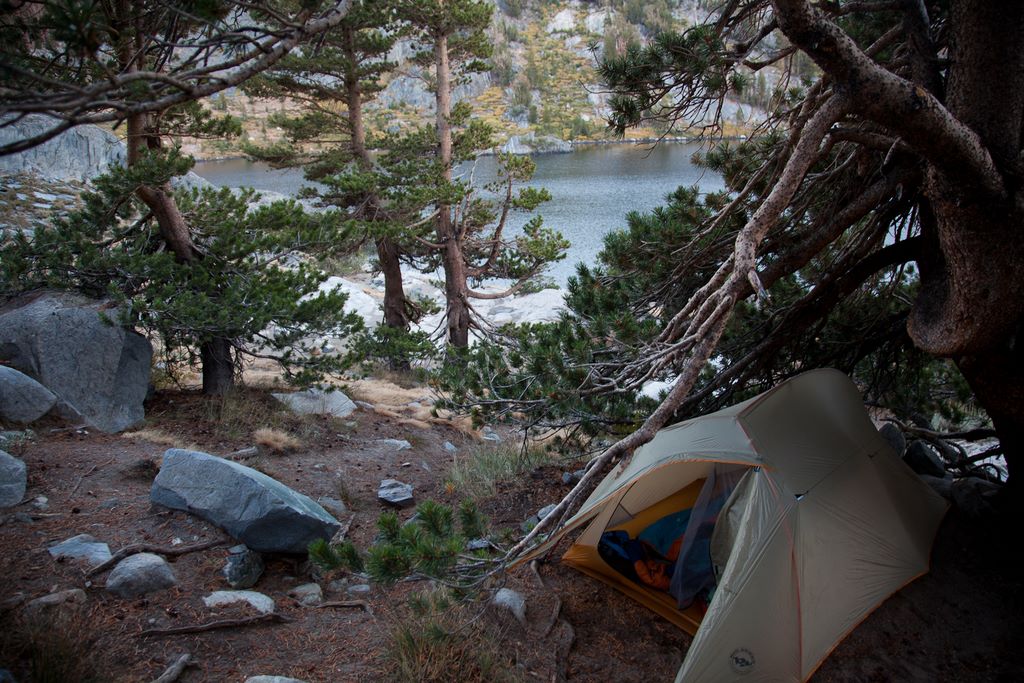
913 2 1024 492
771 0 1024 491
433 31 472 347
201 336 235 396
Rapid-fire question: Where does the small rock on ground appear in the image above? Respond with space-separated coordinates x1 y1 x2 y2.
106 553 177 598
245 677 310 683
878 423 907 457
904 441 947 478
443 441 458 453
492 588 527 625
377 438 412 451
378 479 414 507
287 583 323 607
537 504 557 520
346 584 371 597
223 547 264 589
204 590 276 615
0 450 27 508
24 588 86 615
48 533 112 565
561 469 586 486
317 496 347 517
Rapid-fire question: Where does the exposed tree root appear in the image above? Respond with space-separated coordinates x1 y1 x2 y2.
138 612 292 637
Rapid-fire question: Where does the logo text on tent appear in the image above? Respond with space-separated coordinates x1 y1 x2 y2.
729 648 755 674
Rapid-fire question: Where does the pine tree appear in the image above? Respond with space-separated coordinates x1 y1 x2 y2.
0 154 365 388
393 0 568 348
0 0 357 392
244 0 417 333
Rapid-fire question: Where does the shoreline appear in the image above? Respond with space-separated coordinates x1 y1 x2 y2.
189 134 751 164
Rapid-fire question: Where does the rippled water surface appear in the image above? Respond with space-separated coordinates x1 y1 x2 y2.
193 142 726 284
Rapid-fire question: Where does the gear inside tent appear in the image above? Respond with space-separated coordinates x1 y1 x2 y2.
521 369 948 682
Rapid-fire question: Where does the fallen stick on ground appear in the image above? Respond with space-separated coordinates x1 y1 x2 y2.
149 653 193 683
138 613 292 637
89 538 228 577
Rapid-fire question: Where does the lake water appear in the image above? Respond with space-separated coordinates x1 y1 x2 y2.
193 142 726 284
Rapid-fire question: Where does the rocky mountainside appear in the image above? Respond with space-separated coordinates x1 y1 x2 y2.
184 0 773 159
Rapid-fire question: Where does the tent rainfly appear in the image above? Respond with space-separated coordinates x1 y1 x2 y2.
522 369 948 682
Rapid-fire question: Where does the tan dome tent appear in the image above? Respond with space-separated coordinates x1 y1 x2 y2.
522 369 947 682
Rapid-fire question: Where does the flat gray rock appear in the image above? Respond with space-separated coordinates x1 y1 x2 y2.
492 588 527 625
48 533 112 565
0 292 151 433
0 450 27 508
245 677 310 683
272 388 356 418
377 479 414 508
106 553 177 598
377 438 412 451
151 449 340 554
204 590 276 615
0 366 56 423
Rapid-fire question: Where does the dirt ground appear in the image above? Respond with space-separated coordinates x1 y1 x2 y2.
1 384 1022 682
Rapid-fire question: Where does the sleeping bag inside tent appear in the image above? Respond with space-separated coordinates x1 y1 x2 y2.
522 369 948 683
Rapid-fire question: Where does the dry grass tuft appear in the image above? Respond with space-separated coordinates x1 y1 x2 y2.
0 606 106 683
253 427 302 454
121 428 191 448
446 443 555 500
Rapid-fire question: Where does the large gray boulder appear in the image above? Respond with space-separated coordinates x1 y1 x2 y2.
0 366 57 423
0 450 27 507
0 115 210 189
0 292 151 433
0 115 125 182
151 449 340 554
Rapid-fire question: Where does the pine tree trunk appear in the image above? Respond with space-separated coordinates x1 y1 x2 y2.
201 337 235 396
377 237 410 329
344 26 410 331
434 31 472 347
906 1 1024 494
